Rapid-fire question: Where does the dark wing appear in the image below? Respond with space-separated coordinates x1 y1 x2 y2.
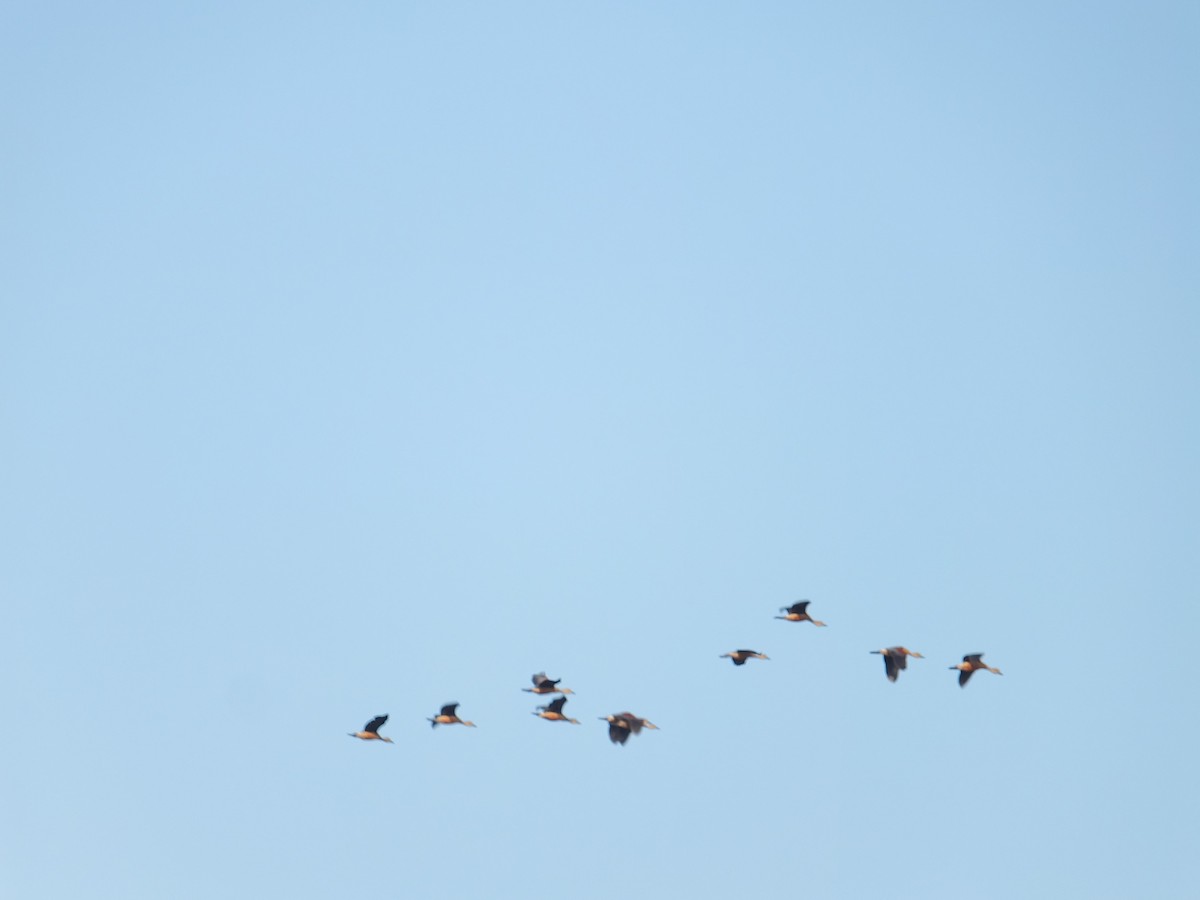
364 715 388 733
545 696 568 715
608 722 631 744
959 668 974 687
884 654 898 682
619 713 644 734
963 654 983 664
790 601 811 615
531 672 549 687
896 654 909 672
732 655 747 665
440 703 460 717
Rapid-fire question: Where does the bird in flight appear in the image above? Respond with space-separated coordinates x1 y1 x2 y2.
871 646 924 682
428 702 477 728
950 653 1003 687
533 695 580 724
775 600 826 626
522 672 574 695
599 712 659 745
720 649 770 666
348 715 393 743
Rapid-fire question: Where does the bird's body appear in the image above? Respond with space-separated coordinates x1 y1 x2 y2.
871 646 924 682
775 600 826 626
950 653 1003 687
428 702 477 728
349 715 393 743
533 695 580 724
599 712 658 745
720 649 770 666
523 672 574 695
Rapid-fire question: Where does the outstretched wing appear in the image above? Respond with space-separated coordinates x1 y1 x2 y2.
884 654 898 682
440 703 460 717
608 722 631 744
790 601 811 615
531 672 549 687
959 669 975 687
963 654 984 665
364 715 388 733
545 696 568 715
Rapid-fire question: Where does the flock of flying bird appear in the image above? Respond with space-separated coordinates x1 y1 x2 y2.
347 599 1004 746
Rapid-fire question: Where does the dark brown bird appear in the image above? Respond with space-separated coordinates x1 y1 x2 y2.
599 712 659 745
522 672 574 695
533 695 580 724
950 653 1003 687
428 702 477 728
720 649 770 666
348 715 393 743
871 646 924 682
775 600 826 626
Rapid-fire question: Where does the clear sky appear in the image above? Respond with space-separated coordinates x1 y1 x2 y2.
3 3 1197 899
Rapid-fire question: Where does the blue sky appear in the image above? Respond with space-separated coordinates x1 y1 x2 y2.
2 3 1197 898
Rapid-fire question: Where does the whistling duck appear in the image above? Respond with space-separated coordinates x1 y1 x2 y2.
950 653 1003 687
599 712 658 745
720 649 770 666
523 672 574 695
428 702 477 728
348 715 393 743
870 646 924 682
533 695 580 724
775 600 826 626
